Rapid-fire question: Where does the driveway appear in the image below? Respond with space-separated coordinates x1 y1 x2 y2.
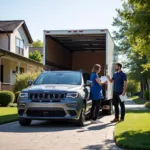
0 114 120 150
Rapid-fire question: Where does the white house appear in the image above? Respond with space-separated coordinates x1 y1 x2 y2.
0 20 43 91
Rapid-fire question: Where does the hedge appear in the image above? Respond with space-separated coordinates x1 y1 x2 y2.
0 91 15 106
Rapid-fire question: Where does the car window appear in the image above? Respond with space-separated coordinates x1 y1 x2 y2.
34 72 82 85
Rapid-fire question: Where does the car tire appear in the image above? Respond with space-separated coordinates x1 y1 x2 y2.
19 118 32 126
76 107 86 126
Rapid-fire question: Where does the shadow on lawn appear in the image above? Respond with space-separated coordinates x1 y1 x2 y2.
0 114 18 125
115 130 150 150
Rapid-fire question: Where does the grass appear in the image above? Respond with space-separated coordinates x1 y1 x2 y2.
130 96 147 104
0 107 18 125
115 110 150 150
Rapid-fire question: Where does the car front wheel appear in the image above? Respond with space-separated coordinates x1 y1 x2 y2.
76 107 86 126
19 118 32 126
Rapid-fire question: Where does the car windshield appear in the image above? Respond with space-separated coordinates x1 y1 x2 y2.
34 72 81 85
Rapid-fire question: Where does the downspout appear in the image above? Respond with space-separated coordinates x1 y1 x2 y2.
6 33 10 51
0 53 6 91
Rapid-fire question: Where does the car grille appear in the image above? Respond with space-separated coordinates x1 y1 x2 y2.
28 93 66 102
26 108 66 117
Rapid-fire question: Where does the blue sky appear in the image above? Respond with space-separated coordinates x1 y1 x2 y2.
0 0 122 41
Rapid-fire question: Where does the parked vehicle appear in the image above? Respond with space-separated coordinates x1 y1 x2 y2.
18 70 92 126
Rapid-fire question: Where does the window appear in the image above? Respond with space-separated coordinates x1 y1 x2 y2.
34 72 82 85
16 38 24 56
16 67 24 74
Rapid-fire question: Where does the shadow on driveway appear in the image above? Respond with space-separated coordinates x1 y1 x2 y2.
0 115 113 133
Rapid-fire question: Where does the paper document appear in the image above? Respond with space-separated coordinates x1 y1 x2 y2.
100 76 107 83
119 94 127 102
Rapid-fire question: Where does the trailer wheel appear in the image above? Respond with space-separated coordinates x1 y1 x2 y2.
102 100 113 115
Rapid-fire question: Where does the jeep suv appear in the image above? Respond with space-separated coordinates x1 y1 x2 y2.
17 70 93 126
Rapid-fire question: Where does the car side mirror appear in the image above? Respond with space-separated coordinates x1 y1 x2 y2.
85 80 92 87
28 80 33 86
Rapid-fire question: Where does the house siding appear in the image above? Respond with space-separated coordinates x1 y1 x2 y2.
0 34 9 50
10 26 29 58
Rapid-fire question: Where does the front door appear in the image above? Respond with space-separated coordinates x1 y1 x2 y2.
0 65 3 83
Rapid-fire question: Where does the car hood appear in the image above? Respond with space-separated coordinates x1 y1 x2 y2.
22 84 82 92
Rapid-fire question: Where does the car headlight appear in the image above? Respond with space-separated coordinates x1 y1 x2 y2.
66 93 78 98
19 92 28 98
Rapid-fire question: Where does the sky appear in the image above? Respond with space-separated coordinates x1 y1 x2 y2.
0 0 122 41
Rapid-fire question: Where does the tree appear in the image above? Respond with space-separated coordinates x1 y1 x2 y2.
112 0 150 98
30 39 43 47
117 0 150 70
29 50 42 63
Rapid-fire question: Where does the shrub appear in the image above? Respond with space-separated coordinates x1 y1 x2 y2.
126 80 140 96
13 72 40 93
0 91 15 106
145 102 150 109
144 90 150 100
14 91 20 103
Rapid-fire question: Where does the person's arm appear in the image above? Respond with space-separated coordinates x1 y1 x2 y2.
95 77 107 86
106 75 114 83
122 74 127 96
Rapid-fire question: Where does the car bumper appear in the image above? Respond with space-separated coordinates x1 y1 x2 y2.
17 100 82 120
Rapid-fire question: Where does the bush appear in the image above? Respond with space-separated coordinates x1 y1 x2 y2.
145 102 150 109
14 91 20 103
126 80 140 96
0 91 15 106
13 72 40 93
144 90 150 100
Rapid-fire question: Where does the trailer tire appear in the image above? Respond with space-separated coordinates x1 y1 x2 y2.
102 100 113 115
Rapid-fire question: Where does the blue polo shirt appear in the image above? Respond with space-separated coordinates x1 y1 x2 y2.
112 71 127 93
90 72 102 100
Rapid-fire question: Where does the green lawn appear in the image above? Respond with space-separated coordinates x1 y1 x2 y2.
0 107 18 125
115 110 150 150
130 96 147 104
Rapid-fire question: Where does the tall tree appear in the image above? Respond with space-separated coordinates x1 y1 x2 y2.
112 0 150 97
30 39 43 47
118 0 150 70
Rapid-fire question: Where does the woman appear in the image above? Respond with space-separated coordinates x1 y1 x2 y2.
90 64 106 124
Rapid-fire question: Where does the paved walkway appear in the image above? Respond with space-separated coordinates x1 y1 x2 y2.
0 115 121 150
125 99 146 110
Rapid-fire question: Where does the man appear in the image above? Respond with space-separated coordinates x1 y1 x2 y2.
107 63 127 122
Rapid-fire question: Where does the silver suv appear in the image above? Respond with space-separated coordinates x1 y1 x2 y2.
17 70 93 126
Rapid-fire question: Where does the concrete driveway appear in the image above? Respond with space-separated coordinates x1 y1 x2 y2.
0 114 120 150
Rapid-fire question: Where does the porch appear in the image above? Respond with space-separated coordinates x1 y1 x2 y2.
0 48 43 91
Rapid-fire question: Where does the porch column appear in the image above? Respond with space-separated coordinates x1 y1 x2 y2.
17 62 20 74
0 57 1 91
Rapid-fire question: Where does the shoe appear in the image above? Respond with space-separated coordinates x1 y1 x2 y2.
119 118 124 122
110 118 119 123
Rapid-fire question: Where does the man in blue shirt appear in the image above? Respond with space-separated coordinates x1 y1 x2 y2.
107 63 127 122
